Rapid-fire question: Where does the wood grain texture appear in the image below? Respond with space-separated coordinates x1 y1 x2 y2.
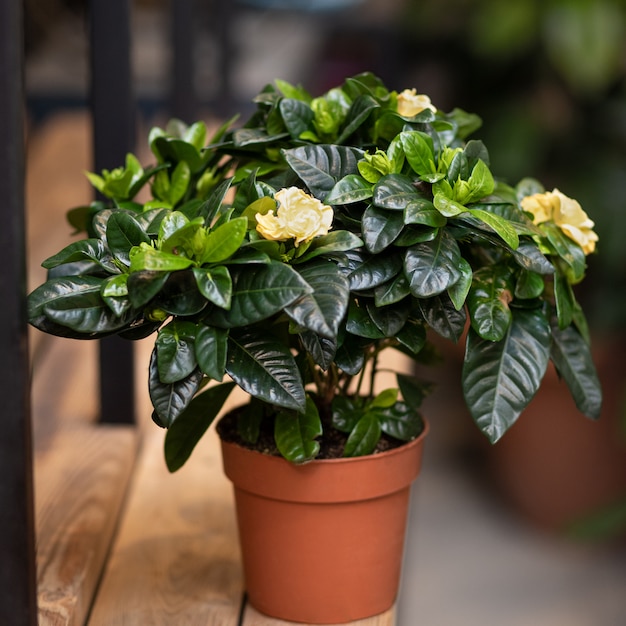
87 426 243 626
35 425 137 626
242 603 396 626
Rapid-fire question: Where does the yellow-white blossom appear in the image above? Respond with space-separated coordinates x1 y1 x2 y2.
255 187 333 246
521 188 598 255
397 89 436 117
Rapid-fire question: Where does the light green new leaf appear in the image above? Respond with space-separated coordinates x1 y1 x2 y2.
468 208 519 249
200 217 247 264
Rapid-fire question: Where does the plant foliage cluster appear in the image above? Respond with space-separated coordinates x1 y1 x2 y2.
28 73 602 469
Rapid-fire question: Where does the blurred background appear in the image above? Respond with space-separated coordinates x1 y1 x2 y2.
23 0 626 624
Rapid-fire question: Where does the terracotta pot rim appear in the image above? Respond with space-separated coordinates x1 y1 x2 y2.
220 416 429 504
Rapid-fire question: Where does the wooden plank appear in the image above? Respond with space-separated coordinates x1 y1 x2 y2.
36 425 137 626
87 425 243 625
242 603 396 626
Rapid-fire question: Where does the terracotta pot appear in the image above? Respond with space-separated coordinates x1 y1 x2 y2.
487 340 626 535
220 420 429 624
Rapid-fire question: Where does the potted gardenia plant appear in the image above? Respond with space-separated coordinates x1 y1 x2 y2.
27 73 602 623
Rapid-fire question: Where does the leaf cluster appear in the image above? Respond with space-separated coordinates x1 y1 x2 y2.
28 72 602 469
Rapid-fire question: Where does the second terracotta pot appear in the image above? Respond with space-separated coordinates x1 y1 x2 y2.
220 420 429 624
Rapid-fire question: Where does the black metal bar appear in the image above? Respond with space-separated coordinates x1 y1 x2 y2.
0 0 38 623
170 0 197 122
89 0 136 423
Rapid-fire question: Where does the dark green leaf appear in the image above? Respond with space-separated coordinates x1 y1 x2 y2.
345 250 403 292
195 324 228 380
418 294 467 342
164 382 235 472
274 397 322 463
467 266 513 342
192 266 232 309
550 322 602 419
226 330 306 411
284 261 350 339
208 261 313 327
283 145 363 200
279 98 314 139
404 230 462 297
343 412 381 457
346 300 385 339
157 271 208 316
331 395 360 433
106 211 150 265
373 173 419 210
41 239 112 271
149 348 204 428
362 205 404 253
462 308 551 443
377 402 424 441
325 174 373 205
334 334 368 375
127 270 170 308
336 94 380 143
155 320 198 384
366 300 410 336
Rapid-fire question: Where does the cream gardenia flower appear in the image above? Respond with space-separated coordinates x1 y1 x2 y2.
255 187 333 246
521 188 598 255
397 89 436 117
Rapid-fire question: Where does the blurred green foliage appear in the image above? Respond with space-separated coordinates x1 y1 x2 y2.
397 0 626 331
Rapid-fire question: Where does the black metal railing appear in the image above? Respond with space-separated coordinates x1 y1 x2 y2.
0 1 206 622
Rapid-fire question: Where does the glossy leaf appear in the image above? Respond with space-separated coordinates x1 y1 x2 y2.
374 273 411 306
362 205 404 253
192 266 232 309
447 257 473 310
331 396 360 433
279 98 314 139
418 294 467 342
106 211 151 265
346 301 385 339
127 270 170 308
400 131 437 178
157 271 208 316
274 398 322 463
334 334 368 375
149 348 204 428
155 320 198 384
549 321 602 419
404 231 462 297
395 318 428 354
283 144 363 199
195 324 228 380
336 94 380 143
325 174 373 204
164 382 235 472
226 330 306 411
41 239 112 271
468 208 519 250
376 402 424 441
208 261 312 327
373 173 419 210
284 261 350 339
343 412 381 457
366 300 410 336
467 266 513 341
462 308 551 443
345 250 403 292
